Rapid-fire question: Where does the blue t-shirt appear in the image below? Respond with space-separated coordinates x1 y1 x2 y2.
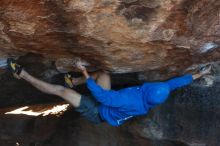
86 74 193 126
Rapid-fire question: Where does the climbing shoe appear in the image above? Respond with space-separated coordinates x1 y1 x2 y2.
7 58 23 79
64 73 74 88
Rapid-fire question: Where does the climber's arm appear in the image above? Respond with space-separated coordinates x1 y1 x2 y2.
192 73 202 80
77 61 123 107
166 65 211 91
192 65 211 80
166 74 193 91
86 78 123 107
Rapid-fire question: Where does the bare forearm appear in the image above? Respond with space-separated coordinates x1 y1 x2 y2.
192 73 202 80
193 65 211 80
192 73 201 80
82 70 90 79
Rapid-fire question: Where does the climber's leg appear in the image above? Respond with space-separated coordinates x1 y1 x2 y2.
66 71 111 89
20 70 103 123
19 70 81 107
95 71 111 90
74 71 110 124
8 58 104 123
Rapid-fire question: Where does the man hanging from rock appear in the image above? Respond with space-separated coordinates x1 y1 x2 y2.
7 58 211 126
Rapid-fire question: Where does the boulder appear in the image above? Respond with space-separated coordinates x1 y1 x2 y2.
1 0 220 146
0 0 219 76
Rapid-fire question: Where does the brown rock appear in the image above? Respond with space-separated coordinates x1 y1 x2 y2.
0 0 219 78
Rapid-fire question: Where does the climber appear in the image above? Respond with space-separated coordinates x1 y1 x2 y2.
7 58 211 126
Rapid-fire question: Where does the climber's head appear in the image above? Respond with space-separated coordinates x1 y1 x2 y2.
144 83 170 106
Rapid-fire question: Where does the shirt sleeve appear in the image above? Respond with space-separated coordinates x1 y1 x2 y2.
86 78 123 107
166 74 193 91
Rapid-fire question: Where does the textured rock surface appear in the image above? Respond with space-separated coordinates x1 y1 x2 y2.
129 82 220 146
0 0 220 76
1 0 220 146
0 57 220 146
0 105 152 146
1 78 220 146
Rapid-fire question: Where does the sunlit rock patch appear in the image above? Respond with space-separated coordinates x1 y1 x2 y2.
5 103 70 117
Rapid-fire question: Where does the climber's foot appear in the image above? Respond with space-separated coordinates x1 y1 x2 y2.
64 73 74 88
7 58 23 79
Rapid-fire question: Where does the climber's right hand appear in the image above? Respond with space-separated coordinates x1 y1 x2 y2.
75 61 86 72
